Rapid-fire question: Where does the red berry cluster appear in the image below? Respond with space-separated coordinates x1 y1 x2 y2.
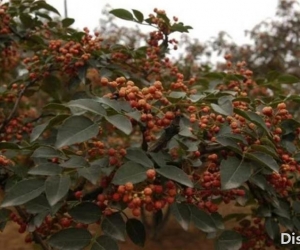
96 170 177 217
23 27 102 80
235 218 274 250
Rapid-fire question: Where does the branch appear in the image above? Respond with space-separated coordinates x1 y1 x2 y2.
0 80 36 133
15 206 49 250
148 115 181 152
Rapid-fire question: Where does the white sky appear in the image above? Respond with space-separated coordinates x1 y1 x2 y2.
46 0 279 45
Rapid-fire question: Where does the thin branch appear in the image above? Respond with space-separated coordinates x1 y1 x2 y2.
148 115 181 152
0 80 36 133
15 206 49 250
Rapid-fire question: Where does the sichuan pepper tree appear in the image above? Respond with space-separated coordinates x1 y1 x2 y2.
1 1 300 249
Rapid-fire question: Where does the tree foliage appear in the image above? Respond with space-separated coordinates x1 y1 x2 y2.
0 1 300 250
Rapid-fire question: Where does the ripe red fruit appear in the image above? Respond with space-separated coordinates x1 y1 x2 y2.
165 111 175 120
112 193 121 201
154 185 163 194
154 200 163 210
262 106 273 116
277 102 286 109
125 182 134 191
146 169 156 179
59 217 71 228
18 224 26 234
97 194 106 202
74 191 83 199
108 148 116 156
24 234 32 243
132 197 141 206
117 185 125 194
132 208 141 217
166 196 175 204
144 187 152 195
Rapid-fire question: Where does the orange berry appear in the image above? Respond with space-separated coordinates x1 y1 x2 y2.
146 169 156 179
125 182 134 191
262 106 273 116
132 208 141 217
144 187 152 195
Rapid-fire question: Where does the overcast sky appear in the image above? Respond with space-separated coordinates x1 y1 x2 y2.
46 0 279 45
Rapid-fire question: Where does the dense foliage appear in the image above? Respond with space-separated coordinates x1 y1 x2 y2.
1 1 300 249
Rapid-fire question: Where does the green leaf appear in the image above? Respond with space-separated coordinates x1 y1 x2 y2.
132 9 143 22
250 145 278 159
156 166 193 188
96 97 121 112
20 13 33 28
170 203 190 231
293 217 300 231
211 213 225 230
234 109 270 136
69 202 101 224
218 96 233 115
278 74 299 84
43 103 70 112
125 110 141 121
101 213 125 241
126 218 146 247
245 152 279 172
215 135 242 154
0 208 11 231
293 201 300 213
60 156 89 168
112 161 146 185
91 235 119 250
25 195 50 214
149 152 169 167
188 94 206 102
125 148 153 168
30 114 69 142
35 12 52 21
171 23 191 33
31 1 60 15
168 91 186 99
1 179 45 207
28 163 62 176
55 116 99 148
77 164 103 185
0 142 20 150
215 230 242 250
32 146 67 159
62 18 75 28
250 174 267 190
105 115 132 135
189 205 217 233
278 217 293 231
48 228 92 250
265 218 280 240
109 9 134 21
45 175 71 206
220 157 252 190
32 210 49 228
211 103 232 116
66 99 106 116
41 75 62 101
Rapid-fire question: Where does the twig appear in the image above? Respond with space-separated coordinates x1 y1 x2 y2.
148 115 181 152
15 206 49 250
0 80 36 133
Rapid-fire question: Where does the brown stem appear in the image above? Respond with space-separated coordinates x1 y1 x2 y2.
148 115 181 152
15 206 49 250
0 80 36 133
